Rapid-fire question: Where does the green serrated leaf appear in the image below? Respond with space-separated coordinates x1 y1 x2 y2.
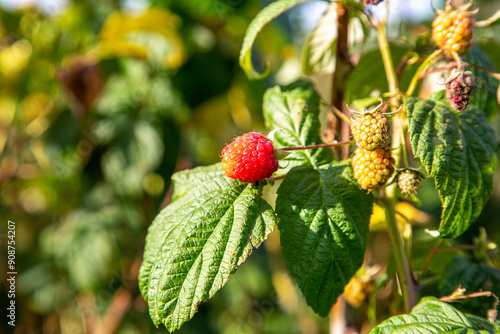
405 91 497 238
263 79 334 168
302 6 367 75
467 314 500 333
301 3 337 75
276 162 373 316
239 0 308 80
138 164 277 331
462 45 499 121
368 297 484 334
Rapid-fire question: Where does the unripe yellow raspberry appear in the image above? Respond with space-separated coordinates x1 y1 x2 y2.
352 147 394 192
432 9 475 55
351 111 391 151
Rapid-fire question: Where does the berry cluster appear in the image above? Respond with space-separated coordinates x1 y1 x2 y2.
350 102 394 192
432 6 475 55
221 132 279 184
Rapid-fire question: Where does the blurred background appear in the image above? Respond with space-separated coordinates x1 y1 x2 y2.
0 0 499 333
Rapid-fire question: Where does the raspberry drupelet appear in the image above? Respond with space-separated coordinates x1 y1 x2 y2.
221 132 279 183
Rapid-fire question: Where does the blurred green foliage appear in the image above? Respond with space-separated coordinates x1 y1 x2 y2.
0 0 331 333
0 0 500 333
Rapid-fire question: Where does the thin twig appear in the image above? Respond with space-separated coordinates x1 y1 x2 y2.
93 257 142 334
420 242 479 276
440 291 499 304
269 174 286 181
280 141 355 151
332 105 352 125
419 239 443 275
436 244 479 253
419 61 500 80
406 50 443 97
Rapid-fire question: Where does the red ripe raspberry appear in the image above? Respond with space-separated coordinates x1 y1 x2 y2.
221 132 279 183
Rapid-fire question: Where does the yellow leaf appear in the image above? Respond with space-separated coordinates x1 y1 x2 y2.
99 9 181 41
89 40 148 61
97 9 185 68
0 39 32 77
370 202 435 232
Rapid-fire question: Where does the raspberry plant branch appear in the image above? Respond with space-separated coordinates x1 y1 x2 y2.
279 140 354 151
375 16 399 102
419 60 500 80
331 2 352 160
380 195 418 311
375 6 418 312
439 290 499 305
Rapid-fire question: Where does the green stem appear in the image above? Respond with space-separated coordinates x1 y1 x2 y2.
376 13 418 312
406 50 442 97
400 127 409 169
380 195 418 311
376 23 399 101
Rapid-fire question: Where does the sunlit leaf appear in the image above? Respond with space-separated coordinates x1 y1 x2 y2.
263 79 334 168
302 5 367 75
405 91 497 238
462 45 499 121
139 164 276 331
368 297 485 333
276 162 372 316
239 0 308 80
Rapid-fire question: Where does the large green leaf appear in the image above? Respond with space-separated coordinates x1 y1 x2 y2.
405 91 497 238
302 5 367 75
462 45 499 121
301 2 338 75
276 162 373 316
263 79 334 168
466 314 500 333
239 0 308 79
368 297 486 333
138 164 277 331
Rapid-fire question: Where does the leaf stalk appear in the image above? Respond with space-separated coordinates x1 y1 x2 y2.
280 140 354 151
